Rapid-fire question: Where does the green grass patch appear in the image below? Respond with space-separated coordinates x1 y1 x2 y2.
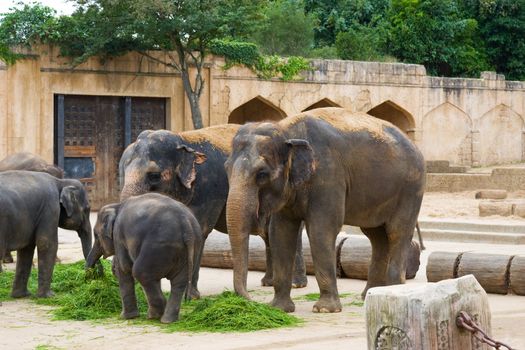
0 260 301 332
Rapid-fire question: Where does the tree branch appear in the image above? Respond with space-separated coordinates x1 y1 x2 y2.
138 50 181 72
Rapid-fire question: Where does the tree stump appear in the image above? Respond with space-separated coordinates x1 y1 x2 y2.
478 201 513 217
457 252 512 295
339 236 421 280
475 190 507 199
365 275 492 350
510 255 525 296
426 251 463 282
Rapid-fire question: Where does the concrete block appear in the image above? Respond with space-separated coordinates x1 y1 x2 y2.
365 275 491 350
479 201 512 217
475 190 508 200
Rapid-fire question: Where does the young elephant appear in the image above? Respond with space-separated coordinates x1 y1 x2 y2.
0 171 92 297
85 193 202 323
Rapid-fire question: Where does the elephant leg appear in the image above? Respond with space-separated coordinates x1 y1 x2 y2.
306 220 341 313
35 230 58 298
3 251 14 264
269 214 301 313
292 224 307 289
11 244 35 298
113 258 139 319
134 263 166 320
361 226 390 298
162 269 187 324
384 221 414 286
261 233 273 287
187 230 208 300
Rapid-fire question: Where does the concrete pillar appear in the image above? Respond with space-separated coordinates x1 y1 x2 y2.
471 130 481 167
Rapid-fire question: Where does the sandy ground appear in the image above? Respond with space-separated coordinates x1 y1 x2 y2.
1 191 525 350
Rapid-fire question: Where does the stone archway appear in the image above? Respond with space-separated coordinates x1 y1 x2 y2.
367 100 415 140
228 96 286 124
302 98 341 112
421 102 473 166
475 104 525 166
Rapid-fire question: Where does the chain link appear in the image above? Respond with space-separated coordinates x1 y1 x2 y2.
456 311 515 350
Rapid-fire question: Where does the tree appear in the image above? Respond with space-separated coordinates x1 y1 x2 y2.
251 0 316 57
387 0 490 77
0 0 264 129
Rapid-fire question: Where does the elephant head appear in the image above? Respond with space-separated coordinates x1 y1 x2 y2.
225 122 315 297
58 179 93 260
85 203 119 268
120 130 206 203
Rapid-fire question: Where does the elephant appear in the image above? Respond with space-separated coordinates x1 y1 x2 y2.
0 152 64 178
85 193 202 323
0 152 64 263
120 125 307 297
0 171 92 298
224 107 425 313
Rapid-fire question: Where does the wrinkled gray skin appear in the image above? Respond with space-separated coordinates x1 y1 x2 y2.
86 193 202 323
119 127 307 298
0 152 64 263
225 108 425 313
0 171 92 298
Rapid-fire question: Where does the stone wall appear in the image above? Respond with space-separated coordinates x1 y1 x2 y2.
426 168 525 192
1 48 524 167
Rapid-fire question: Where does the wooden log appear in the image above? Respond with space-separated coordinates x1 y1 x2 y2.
510 255 525 296
365 275 492 350
457 252 512 294
426 251 463 282
475 189 507 199
339 236 420 280
479 201 512 217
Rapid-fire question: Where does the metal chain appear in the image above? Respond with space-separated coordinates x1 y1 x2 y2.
456 311 515 350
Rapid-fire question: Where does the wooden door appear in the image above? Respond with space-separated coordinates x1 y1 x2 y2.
55 95 166 210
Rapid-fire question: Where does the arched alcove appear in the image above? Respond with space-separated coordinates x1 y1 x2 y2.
228 96 286 124
302 98 341 112
476 104 524 165
421 102 473 166
367 100 415 138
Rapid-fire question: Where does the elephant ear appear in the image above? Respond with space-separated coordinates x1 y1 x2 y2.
102 207 117 241
175 144 207 189
60 186 77 217
285 139 316 186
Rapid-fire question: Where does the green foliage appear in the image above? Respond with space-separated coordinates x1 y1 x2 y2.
251 0 316 57
293 292 363 306
307 45 339 59
335 25 386 61
387 0 491 77
0 261 300 332
209 39 260 67
255 55 311 81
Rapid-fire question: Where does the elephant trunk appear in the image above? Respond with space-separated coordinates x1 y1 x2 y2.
226 175 258 299
78 216 93 260
85 240 103 269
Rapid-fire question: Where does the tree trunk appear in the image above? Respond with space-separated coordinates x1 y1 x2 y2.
181 68 204 129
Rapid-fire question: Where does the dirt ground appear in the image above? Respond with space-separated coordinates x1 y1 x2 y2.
1 191 525 350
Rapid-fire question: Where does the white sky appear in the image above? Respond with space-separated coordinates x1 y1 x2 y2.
0 0 76 16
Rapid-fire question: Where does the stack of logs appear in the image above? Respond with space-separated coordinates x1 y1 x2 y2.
201 232 422 280
427 251 525 295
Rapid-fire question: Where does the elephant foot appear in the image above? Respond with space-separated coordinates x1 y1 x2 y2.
37 290 55 298
147 308 164 320
160 313 179 324
292 276 308 289
185 286 201 300
261 275 273 287
121 309 140 320
11 289 31 298
270 297 295 313
312 297 342 313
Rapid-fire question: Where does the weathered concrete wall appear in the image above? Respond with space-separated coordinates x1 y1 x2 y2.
1 49 524 167
426 168 525 192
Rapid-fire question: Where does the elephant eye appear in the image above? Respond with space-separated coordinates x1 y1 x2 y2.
147 172 161 184
255 170 270 184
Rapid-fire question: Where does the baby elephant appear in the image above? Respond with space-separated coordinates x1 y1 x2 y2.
86 193 202 323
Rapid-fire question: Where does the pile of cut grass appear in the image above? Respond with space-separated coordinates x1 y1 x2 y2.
0 260 300 332
293 292 364 307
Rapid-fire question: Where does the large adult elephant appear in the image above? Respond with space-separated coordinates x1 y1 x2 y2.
119 125 307 297
0 152 65 263
0 171 92 297
225 107 425 313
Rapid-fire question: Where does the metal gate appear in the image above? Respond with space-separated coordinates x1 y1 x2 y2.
55 95 166 209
